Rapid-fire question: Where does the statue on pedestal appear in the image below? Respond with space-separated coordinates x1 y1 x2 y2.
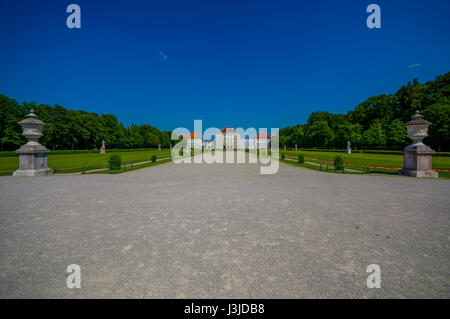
399 111 438 178
100 139 106 154
346 141 352 154
13 110 53 176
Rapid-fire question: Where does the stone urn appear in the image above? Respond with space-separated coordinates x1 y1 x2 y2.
399 111 438 178
13 110 53 176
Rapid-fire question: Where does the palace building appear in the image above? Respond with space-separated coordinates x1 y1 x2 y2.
182 132 202 149
182 128 274 150
216 127 241 149
255 132 271 150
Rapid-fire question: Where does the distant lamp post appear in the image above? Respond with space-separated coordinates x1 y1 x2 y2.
13 110 53 176
399 111 438 178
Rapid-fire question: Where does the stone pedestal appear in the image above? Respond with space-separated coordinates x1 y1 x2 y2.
399 143 438 178
13 110 53 176
14 143 53 176
399 111 438 178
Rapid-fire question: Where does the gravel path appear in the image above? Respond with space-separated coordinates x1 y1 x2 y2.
0 159 449 298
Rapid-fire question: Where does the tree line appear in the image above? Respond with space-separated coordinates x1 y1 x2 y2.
280 72 450 151
0 97 173 151
1 72 449 152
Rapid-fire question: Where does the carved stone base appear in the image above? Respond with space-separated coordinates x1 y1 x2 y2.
14 142 53 177
13 168 53 176
399 142 438 178
399 168 438 178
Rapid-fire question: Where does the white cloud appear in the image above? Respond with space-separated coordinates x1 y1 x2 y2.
408 63 422 69
159 51 168 61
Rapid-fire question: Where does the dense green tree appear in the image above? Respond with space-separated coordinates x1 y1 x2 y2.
386 119 407 149
423 103 450 151
333 122 363 148
362 120 386 146
306 121 333 148
279 124 306 147
0 95 25 150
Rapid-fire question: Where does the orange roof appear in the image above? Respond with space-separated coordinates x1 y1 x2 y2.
184 132 201 139
220 127 236 133
255 132 270 139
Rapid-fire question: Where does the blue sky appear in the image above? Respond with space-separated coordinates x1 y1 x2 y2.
0 0 449 132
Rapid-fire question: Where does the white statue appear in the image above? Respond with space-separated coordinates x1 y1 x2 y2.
100 139 106 154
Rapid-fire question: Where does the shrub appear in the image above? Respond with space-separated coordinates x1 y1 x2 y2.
179 148 183 156
108 154 122 170
281 153 285 160
298 154 304 164
151 155 157 163
334 155 344 170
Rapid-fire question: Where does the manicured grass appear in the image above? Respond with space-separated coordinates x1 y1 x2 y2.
283 150 450 170
281 150 450 178
86 158 172 174
294 148 450 157
280 158 361 174
0 149 172 175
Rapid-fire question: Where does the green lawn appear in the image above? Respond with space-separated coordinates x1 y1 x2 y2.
85 158 173 174
284 150 450 168
282 150 450 178
2 149 450 178
0 149 172 174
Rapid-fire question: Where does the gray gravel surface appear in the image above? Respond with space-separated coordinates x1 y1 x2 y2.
0 159 449 298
